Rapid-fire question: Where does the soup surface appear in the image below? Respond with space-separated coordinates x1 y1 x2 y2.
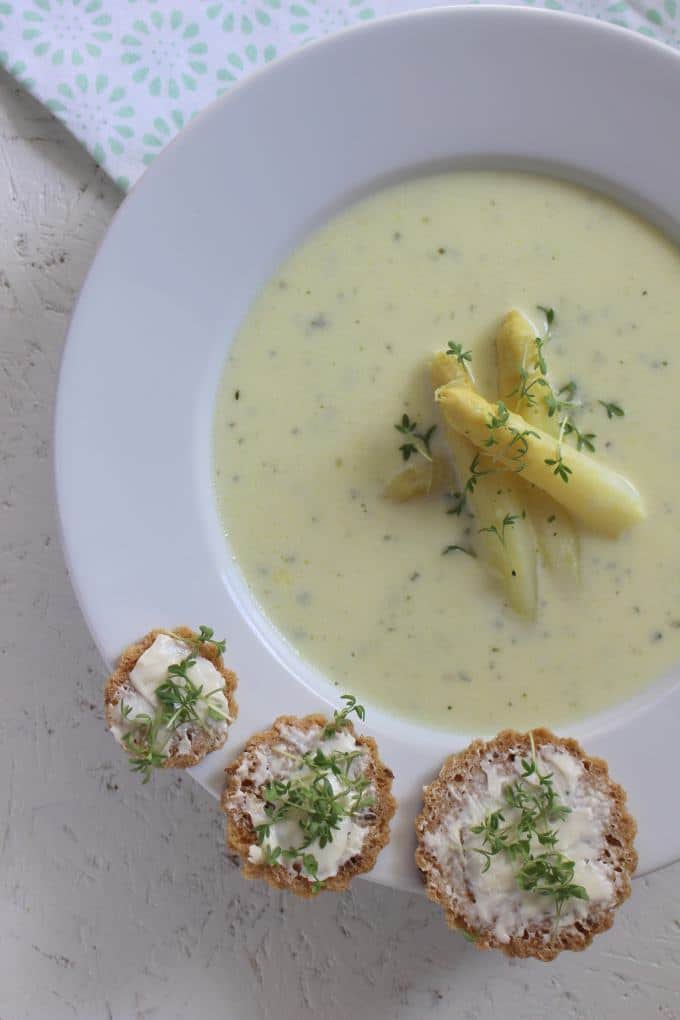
213 172 680 733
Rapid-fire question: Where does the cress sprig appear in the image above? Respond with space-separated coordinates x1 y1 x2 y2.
537 305 555 332
323 693 366 737
545 381 581 422
120 706 167 783
446 341 473 371
512 367 550 409
442 543 476 557
598 400 625 420
167 624 227 656
447 451 493 516
479 513 518 547
544 415 573 484
156 657 229 731
563 422 596 453
255 696 372 893
470 739 588 928
394 413 437 462
483 401 510 447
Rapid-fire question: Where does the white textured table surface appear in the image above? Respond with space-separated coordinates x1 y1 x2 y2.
1 67 679 1020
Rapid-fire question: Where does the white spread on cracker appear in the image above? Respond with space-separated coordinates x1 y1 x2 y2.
230 723 372 883
109 633 230 754
424 745 616 943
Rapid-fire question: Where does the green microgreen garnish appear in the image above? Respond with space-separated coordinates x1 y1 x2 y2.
443 544 476 557
446 341 473 370
195 625 227 655
544 453 572 483
447 452 494 516
486 402 537 462
120 709 168 783
479 513 518 547
447 495 467 517
470 739 588 928
598 400 625 420
395 413 437 462
537 305 555 330
544 392 562 419
563 422 596 453
322 693 366 738
506 425 540 461
545 379 581 420
482 398 539 467
484 401 510 447
544 418 572 483
511 367 550 409
254 698 373 894
534 337 548 375
167 625 227 657
155 656 229 731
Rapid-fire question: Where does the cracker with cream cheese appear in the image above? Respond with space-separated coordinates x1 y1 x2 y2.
104 627 238 773
222 712 395 896
415 728 637 960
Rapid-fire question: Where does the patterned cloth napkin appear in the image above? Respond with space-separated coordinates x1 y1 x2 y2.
0 0 677 189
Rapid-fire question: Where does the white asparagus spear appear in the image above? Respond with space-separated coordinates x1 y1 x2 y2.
496 309 559 434
431 352 538 617
495 309 579 579
435 383 645 537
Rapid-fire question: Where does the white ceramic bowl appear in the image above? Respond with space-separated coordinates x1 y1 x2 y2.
56 7 680 892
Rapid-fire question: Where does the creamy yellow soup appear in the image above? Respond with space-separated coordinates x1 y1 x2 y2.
213 172 680 733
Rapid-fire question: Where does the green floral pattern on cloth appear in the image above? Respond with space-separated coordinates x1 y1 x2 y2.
0 0 678 187
121 9 208 97
21 0 112 65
